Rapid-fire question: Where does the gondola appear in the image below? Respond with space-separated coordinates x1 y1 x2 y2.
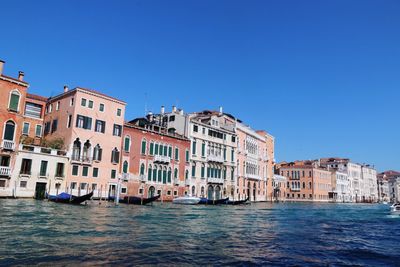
198 197 229 205
46 191 93 205
224 197 249 205
119 195 160 205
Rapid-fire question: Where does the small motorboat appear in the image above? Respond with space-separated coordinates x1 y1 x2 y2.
119 195 160 205
390 203 400 214
199 197 229 205
224 197 249 205
172 196 201 205
47 191 93 205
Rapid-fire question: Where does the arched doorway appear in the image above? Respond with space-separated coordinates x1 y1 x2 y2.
253 182 257 201
208 185 214 200
149 186 156 197
215 186 221 200
3 121 15 141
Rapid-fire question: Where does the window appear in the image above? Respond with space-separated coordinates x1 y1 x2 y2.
93 168 99 178
93 144 102 161
92 183 97 191
51 119 58 133
20 159 32 175
76 115 92 130
88 100 93 109
185 150 189 162
231 149 234 162
99 103 105 112
111 148 120 164
174 168 178 179
192 164 196 177
111 170 116 179
39 161 48 176
148 165 152 181
35 125 42 137
185 170 189 180
167 168 171 183
123 161 129 174
117 108 122 116
72 165 79 176
193 125 198 132
80 183 87 190
232 136 236 143
95 120 106 133
201 142 206 157
141 139 146 154
121 188 127 194
71 182 77 190
202 128 206 135
56 101 60 110
82 166 89 177
22 122 29 135
0 180 5 188
56 163 64 177
81 98 87 107
67 115 72 128
140 163 145 175
192 141 196 155
169 115 175 122
168 146 172 158
48 104 53 113
24 102 42 118
155 143 159 155
175 147 179 161
70 98 74 106
150 142 154 155
20 181 27 188
201 164 205 178
9 91 20 112
4 121 15 141
113 124 122 136
44 122 50 135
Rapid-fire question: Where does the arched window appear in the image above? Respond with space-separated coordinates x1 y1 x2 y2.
163 145 167 156
159 144 163 156
140 163 145 175
8 90 20 112
185 170 189 180
167 167 171 183
141 139 146 155
153 166 157 182
111 148 120 164
82 140 91 161
303 182 305 189
93 144 102 161
3 121 15 141
148 164 152 181
155 143 159 155
192 185 196 196
158 167 162 182
201 186 205 197
123 161 129 174
168 146 172 158
201 164 205 178
174 168 178 179
149 142 154 155
124 136 131 152
72 138 81 161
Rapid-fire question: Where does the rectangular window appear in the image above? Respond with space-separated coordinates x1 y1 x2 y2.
0 180 5 188
99 103 104 112
35 125 42 137
95 120 106 133
9 93 20 112
81 98 87 107
51 119 58 133
71 182 77 189
149 143 154 155
70 98 74 106
72 165 79 176
192 165 196 177
88 100 93 109
24 102 42 118
175 147 179 161
111 170 116 179
169 115 175 122
113 124 122 136
111 150 120 164
232 136 236 143
201 143 205 157
56 163 64 177
80 183 87 190
82 166 89 177
192 141 196 155
201 165 205 178
76 115 92 130
193 125 198 132
39 161 48 176
117 108 122 116
141 140 146 155
56 101 60 110
20 159 32 175
22 122 29 135
121 187 127 194
92 183 97 191
186 150 189 162
93 167 99 178
67 115 72 128
231 150 234 162
20 181 27 188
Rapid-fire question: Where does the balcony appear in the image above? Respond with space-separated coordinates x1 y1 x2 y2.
207 177 224 184
207 154 224 163
154 155 171 164
0 166 11 177
1 140 15 151
246 173 261 180
71 154 92 165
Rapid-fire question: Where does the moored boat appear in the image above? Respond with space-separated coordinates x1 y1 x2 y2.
199 197 229 205
224 197 249 205
390 203 400 214
119 195 160 205
47 191 93 205
172 196 201 205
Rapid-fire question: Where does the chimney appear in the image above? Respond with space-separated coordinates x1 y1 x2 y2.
18 71 25 81
147 111 154 122
172 106 177 113
219 106 223 115
64 85 69 93
161 106 165 115
0 60 4 75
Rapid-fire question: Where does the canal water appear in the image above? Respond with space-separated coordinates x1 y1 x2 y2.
0 200 399 266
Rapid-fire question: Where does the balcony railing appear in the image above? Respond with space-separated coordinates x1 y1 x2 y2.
246 173 261 180
154 155 171 164
207 177 224 184
71 154 92 165
207 154 224 163
1 140 15 151
0 166 11 177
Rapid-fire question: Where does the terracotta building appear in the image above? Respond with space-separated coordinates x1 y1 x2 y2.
121 114 190 201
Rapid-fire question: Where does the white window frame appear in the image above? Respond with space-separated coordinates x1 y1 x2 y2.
22 122 30 135
8 89 21 112
35 124 42 137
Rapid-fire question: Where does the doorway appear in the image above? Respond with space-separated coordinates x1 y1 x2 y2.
35 182 47 199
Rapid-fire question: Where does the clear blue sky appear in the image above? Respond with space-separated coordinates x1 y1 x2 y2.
1 0 399 171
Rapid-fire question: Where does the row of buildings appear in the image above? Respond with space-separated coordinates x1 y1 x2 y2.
377 170 400 203
0 60 389 203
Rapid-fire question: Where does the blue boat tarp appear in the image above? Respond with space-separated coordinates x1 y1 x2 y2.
47 192 72 200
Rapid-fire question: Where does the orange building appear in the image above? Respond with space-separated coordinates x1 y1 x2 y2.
121 115 190 201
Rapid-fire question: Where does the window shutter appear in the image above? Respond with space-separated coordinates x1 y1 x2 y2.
102 121 106 133
4 123 15 140
9 94 19 111
98 148 102 161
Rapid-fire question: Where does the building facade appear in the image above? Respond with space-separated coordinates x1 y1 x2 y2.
377 171 400 203
120 116 190 201
43 86 126 199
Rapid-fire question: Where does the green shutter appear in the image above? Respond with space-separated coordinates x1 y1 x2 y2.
72 165 79 176
141 141 146 154
40 161 48 176
168 147 172 157
82 167 88 177
124 137 130 152
140 164 145 175
123 161 128 173
9 93 19 111
93 168 99 177
155 144 159 155
186 150 189 162
167 170 171 183
202 143 205 157
111 170 116 179
148 167 152 181
150 143 154 155
201 166 205 178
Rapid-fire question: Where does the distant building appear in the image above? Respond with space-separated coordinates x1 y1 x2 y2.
377 171 400 202
120 114 190 201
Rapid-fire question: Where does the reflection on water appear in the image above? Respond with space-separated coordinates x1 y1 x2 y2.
0 200 399 266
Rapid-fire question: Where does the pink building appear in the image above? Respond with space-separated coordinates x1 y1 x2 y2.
43 86 126 199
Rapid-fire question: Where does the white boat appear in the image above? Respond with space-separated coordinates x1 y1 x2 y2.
172 196 201 205
390 203 400 214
